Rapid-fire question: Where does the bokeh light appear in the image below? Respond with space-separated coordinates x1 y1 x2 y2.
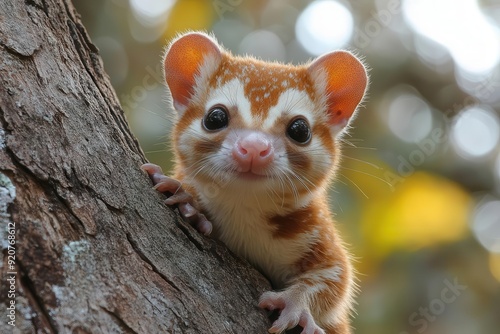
490 253 500 282
361 172 471 259
212 19 252 52
496 154 500 184
128 0 175 42
239 30 286 62
413 34 450 69
451 106 500 160
128 15 166 43
403 0 500 75
454 67 500 110
129 0 174 25
387 92 433 143
296 0 353 55
472 199 500 253
163 0 214 37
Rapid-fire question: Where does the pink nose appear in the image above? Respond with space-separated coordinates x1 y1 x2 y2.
232 132 274 173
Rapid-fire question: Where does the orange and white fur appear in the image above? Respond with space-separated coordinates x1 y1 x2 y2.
142 32 368 334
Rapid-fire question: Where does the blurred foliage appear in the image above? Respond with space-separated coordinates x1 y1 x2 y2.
74 0 500 333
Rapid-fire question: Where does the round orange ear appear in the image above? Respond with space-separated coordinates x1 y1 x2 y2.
164 32 222 111
308 51 368 128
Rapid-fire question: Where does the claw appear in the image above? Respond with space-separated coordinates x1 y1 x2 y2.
193 213 213 236
178 202 197 218
141 163 213 236
141 163 163 176
259 291 284 311
164 191 193 206
259 290 325 334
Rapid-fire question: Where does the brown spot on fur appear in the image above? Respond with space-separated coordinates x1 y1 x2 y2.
298 236 332 273
287 147 312 171
193 136 222 155
173 104 204 139
312 123 335 153
269 205 315 239
293 201 348 272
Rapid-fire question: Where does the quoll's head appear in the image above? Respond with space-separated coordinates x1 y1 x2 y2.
164 32 368 199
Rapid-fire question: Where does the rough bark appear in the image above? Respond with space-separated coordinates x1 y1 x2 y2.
0 0 271 333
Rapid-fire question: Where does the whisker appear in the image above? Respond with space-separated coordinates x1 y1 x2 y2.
153 140 169 147
330 198 344 214
275 170 286 208
279 166 299 204
339 139 358 148
339 166 392 187
339 177 369 199
140 108 171 122
341 145 377 151
342 156 382 169
341 138 365 143
145 149 170 154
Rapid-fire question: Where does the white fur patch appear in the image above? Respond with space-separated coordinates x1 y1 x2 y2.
262 88 316 131
192 53 223 105
178 121 203 158
205 78 253 127
316 267 354 327
197 186 319 287
301 265 343 285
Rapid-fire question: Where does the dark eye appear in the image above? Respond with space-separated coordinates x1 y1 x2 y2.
287 118 311 144
203 106 229 131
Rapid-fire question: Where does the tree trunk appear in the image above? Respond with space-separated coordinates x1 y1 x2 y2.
0 1 271 333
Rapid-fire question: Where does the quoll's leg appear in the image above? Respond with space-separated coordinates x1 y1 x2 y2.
141 163 212 235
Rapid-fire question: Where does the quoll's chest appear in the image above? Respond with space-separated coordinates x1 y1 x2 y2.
201 196 313 287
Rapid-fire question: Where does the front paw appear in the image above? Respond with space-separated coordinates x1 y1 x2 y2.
141 163 212 235
259 291 325 334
